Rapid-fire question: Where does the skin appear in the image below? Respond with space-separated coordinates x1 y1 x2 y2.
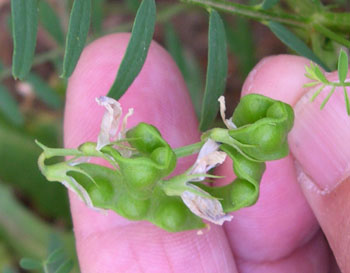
64 33 349 273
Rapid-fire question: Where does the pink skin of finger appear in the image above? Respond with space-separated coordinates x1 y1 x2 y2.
64 33 237 273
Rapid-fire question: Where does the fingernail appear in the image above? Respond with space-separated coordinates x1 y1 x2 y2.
289 82 350 192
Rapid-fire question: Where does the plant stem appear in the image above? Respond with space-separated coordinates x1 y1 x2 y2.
327 82 350 87
313 24 350 48
43 263 49 273
102 3 186 36
173 141 204 158
316 12 350 32
181 0 308 28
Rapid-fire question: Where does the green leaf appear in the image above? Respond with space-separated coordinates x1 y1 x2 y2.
3 267 17 273
107 0 156 100
19 258 42 270
164 23 187 79
46 248 65 264
267 21 329 71
303 81 319 87
91 0 105 34
310 84 325 102
343 87 350 116
54 259 74 273
304 64 314 79
164 22 203 118
261 0 280 10
26 73 62 109
199 9 228 131
0 84 23 125
124 0 141 13
183 54 203 119
320 86 336 109
0 122 70 221
11 0 39 80
338 49 348 83
38 0 65 46
61 0 92 78
313 65 328 83
225 17 255 77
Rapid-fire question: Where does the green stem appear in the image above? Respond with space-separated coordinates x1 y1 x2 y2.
43 263 49 273
313 24 350 48
316 12 350 32
181 0 308 28
321 85 336 109
173 141 204 158
327 82 350 87
284 0 322 14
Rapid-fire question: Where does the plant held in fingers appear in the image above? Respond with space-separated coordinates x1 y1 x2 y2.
37 93 294 232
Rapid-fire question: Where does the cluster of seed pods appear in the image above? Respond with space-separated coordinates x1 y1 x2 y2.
38 94 294 232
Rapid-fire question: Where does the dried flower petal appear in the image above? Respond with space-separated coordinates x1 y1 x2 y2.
190 139 226 181
96 96 122 150
181 186 233 225
218 96 236 129
119 107 134 139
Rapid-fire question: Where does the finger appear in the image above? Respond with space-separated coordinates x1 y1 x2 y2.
289 69 350 273
64 33 237 273
215 55 330 272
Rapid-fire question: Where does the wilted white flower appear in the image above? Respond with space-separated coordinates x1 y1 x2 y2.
180 138 232 225
189 138 226 181
218 96 236 129
95 96 134 154
182 187 233 225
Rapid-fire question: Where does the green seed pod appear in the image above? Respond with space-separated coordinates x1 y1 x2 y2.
231 93 273 126
117 156 161 199
266 101 294 132
227 93 294 161
67 163 120 210
229 178 255 207
78 142 97 154
126 122 167 154
150 147 176 176
101 135 177 198
116 193 151 220
153 199 187 232
251 123 288 157
228 122 289 160
199 144 265 212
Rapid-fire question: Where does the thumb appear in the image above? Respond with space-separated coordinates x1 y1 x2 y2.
289 71 350 272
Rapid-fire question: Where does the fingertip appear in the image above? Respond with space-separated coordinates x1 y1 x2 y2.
242 54 310 105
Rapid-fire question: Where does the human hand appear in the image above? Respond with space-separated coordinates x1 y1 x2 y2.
64 33 349 273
